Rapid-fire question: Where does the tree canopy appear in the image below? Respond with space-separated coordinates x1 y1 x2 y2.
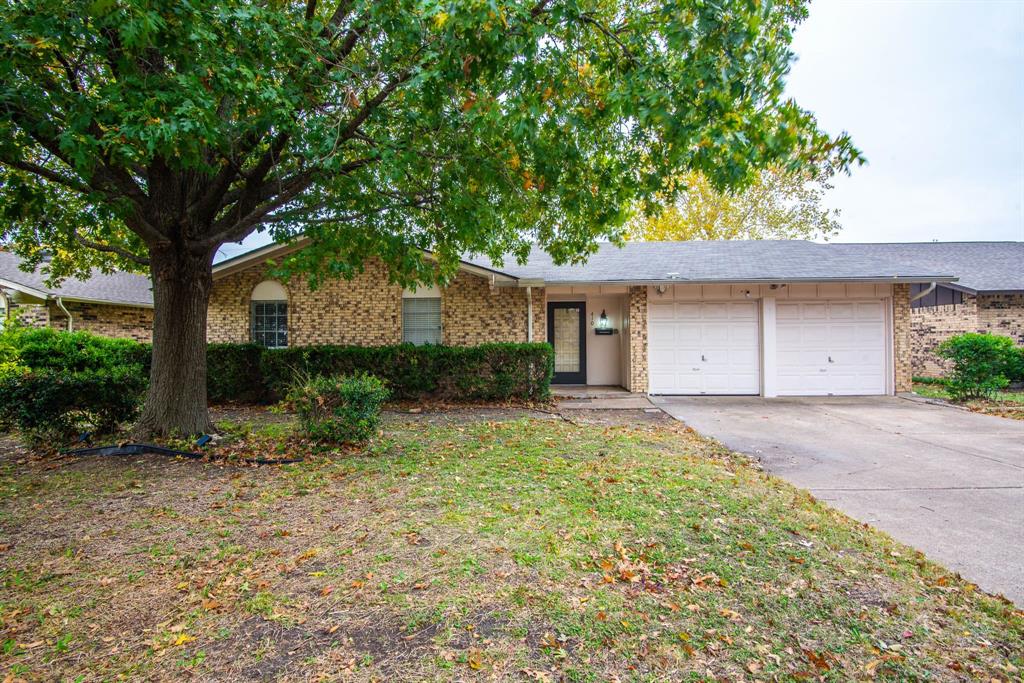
627 165 843 242
0 0 861 434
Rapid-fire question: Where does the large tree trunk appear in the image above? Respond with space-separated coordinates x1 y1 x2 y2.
132 242 217 439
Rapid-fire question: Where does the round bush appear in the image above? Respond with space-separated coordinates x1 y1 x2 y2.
287 373 390 445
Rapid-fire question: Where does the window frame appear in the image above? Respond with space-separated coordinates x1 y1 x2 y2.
250 299 289 349
401 294 442 345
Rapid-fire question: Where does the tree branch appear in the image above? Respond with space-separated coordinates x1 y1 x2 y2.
4 159 91 194
74 233 150 266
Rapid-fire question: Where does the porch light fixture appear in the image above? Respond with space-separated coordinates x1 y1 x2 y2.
595 309 614 335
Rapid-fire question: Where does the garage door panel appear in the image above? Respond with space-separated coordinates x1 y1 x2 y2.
776 302 803 320
649 302 676 320
728 302 759 320
648 301 760 395
856 301 884 319
776 300 887 396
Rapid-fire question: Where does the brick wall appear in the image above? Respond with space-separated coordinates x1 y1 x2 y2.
977 293 1024 345
892 284 912 392
47 302 153 342
440 271 529 346
530 287 546 344
910 293 1024 377
208 258 534 347
627 286 648 392
9 303 49 328
909 296 977 377
5 299 152 342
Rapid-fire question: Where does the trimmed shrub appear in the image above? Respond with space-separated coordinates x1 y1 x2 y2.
2 329 553 413
935 333 1016 400
260 342 553 402
4 326 149 375
0 367 147 444
1005 346 1024 383
287 373 390 444
207 343 265 403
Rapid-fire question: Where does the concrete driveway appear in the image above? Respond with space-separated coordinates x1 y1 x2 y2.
651 396 1024 605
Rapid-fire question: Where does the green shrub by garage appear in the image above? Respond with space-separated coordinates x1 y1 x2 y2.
935 333 1020 400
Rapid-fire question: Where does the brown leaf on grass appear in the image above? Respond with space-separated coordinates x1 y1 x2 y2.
803 649 831 671
320 586 333 597
466 648 483 669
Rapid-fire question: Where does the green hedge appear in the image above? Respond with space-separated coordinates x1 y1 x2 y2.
2 328 553 404
0 367 147 444
207 343 265 403
5 327 149 374
260 342 553 401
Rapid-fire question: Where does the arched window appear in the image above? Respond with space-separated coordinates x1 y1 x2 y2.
251 280 288 348
402 285 441 345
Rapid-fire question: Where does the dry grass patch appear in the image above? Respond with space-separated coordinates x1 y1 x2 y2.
0 410 1021 682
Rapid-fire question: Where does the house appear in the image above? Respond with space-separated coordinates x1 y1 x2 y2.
5 240 971 395
0 250 153 341
830 242 1024 377
209 239 953 396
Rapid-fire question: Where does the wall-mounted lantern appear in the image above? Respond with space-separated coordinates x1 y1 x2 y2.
595 309 615 335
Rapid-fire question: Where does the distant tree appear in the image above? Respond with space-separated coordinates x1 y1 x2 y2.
627 165 842 241
0 0 860 437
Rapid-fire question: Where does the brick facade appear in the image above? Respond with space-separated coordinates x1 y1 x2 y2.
911 293 1024 377
5 299 152 342
49 302 153 342
207 258 535 347
892 284 912 392
440 271 529 346
627 286 648 392
530 287 546 344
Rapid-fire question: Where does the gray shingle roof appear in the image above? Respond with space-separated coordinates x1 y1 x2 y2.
466 241 955 284
828 242 1024 294
0 251 153 307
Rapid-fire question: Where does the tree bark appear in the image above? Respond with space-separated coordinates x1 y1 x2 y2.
132 242 217 439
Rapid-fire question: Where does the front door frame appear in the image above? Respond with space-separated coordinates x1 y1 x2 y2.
547 301 587 384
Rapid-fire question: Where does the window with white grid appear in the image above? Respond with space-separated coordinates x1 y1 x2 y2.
251 301 288 348
402 297 441 345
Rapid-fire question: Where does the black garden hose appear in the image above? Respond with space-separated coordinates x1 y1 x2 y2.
63 441 303 465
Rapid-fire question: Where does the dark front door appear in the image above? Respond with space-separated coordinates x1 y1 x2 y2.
547 302 586 384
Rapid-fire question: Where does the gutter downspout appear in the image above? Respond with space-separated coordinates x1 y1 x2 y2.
55 296 73 332
526 286 533 342
910 282 937 303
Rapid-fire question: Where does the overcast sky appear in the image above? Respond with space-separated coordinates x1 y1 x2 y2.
217 0 1024 262
785 0 1024 243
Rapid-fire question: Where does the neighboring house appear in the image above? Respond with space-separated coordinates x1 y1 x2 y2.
831 242 1024 377
209 240 952 396
0 251 153 342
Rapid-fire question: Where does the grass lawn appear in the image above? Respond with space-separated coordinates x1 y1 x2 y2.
1 409 1021 681
913 382 1024 421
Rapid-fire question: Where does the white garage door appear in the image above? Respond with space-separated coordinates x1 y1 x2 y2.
776 300 887 396
649 301 760 394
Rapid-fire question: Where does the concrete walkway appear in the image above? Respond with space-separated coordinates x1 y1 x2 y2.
651 395 1024 605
